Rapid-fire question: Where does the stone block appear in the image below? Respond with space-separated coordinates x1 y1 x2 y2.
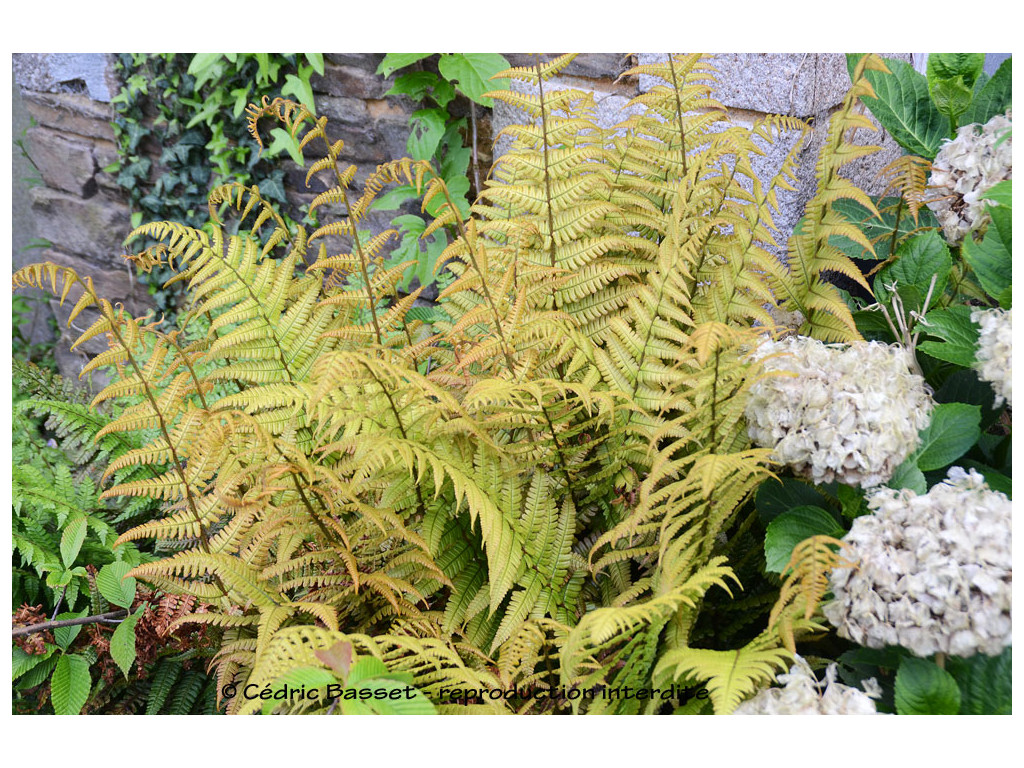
25 126 97 196
313 64 392 100
13 53 120 102
29 187 131 267
325 53 386 71
21 90 117 141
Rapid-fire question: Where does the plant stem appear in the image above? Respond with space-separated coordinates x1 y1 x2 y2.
13 609 129 638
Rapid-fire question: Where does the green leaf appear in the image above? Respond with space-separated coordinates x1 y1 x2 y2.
947 647 1011 714
346 657 393 686
345 678 438 715
888 458 927 494
267 128 304 164
875 230 950 312
305 53 325 76
60 513 87 568
50 653 92 715
963 59 1013 126
110 606 145 679
370 184 418 212
963 219 1011 308
281 73 316 115
981 180 1011 257
54 610 87 651
386 71 440 101
96 561 136 609
377 54 434 78
930 78 973 131
437 53 511 106
914 402 981 472
764 506 843 573
850 55 947 159
755 477 831 524
407 109 447 162
894 657 961 715
917 305 979 367
927 53 985 90
830 197 939 263
13 645 55 680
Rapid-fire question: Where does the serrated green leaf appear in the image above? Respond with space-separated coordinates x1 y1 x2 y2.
60 513 87 568
438 53 511 106
110 606 145 679
895 657 961 715
13 645 56 680
914 402 981 472
947 647 1011 714
343 679 437 715
755 477 831 524
927 54 985 90
261 666 339 714
764 506 843 573
917 305 979 367
981 180 1011 257
850 55 947 159
50 653 92 715
830 197 939 263
54 610 88 651
888 457 927 494
930 78 973 130
96 561 136 609
963 221 1011 308
962 59 1013 126
875 230 950 312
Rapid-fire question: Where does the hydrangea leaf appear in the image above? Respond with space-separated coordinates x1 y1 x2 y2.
847 55 946 159
913 402 981 472
764 506 844 573
875 230 951 312
917 305 979 367
963 218 1011 309
962 59 1012 126
755 478 831 524
947 646 1012 714
894 657 961 715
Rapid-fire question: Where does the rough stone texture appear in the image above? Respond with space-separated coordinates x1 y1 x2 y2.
25 127 98 196
13 53 121 102
21 90 117 141
29 186 130 268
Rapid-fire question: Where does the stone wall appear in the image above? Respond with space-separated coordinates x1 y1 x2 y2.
10 52 921 386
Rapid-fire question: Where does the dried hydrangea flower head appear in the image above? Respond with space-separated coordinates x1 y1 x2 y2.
927 110 1012 245
972 307 1012 407
825 468 1012 658
745 336 933 488
733 656 881 715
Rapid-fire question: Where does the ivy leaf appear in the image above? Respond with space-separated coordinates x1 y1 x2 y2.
50 653 92 715
267 128 304 164
305 53 325 76
848 55 946 159
917 305 979 367
282 73 316 115
962 59 1012 126
377 54 434 78
875 230 951 313
894 657 961 715
764 506 843 573
386 71 440 101
59 512 87 568
914 402 981 472
110 606 145 679
96 561 137 609
438 53 511 107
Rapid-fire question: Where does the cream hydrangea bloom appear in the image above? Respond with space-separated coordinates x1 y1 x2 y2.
825 468 1012 658
745 336 933 488
733 656 881 715
972 307 1012 407
927 110 1012 245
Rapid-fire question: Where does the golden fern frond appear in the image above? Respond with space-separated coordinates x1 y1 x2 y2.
769 534 846 652
877 153 932 221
